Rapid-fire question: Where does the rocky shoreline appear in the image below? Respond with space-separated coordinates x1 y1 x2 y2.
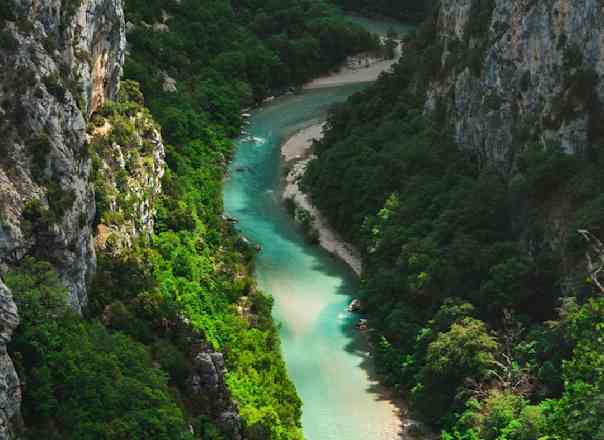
277 37 439 440
281 123 363 277
278 39 405 276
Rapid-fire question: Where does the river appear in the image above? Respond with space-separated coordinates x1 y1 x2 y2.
223 17 414 440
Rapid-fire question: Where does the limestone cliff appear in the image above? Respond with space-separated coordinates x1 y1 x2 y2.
87 81 165 255
188 345 243 440
0 0 125 310
425 0 604 172
0 0 125 436
0 281 19 440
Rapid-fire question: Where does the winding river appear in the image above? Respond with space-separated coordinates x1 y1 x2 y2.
223 17 413 440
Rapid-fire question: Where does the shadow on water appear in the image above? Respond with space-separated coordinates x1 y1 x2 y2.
307 252 420 440
301 246 431 439
223 50 425 438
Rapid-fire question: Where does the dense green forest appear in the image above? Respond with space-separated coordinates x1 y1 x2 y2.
6 1 381 439
303 6 604 440
125 0 379 133
331 0 430 22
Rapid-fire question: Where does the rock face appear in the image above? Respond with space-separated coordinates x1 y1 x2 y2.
0 0 125 310
88 86 166 255
188 347 243 440
425 0 604 174
0 1 125 436
0 281 20 440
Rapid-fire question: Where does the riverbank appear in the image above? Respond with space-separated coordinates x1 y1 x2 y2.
277 34 440 439
280 123 436 440
279 39 405 276
281 123 363 277
304 41 402 90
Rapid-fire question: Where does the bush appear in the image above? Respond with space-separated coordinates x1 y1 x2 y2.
153 340 190 387
46 179 76 222
29 135 51 183
443 391 546 440
413 317 499 421
43 74 66 102
21 199 51 238
0 29 18 51
0 0 16 21
517 143 579 200
5 258 193 439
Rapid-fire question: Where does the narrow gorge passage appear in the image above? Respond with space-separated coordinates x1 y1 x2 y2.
223 18 415 440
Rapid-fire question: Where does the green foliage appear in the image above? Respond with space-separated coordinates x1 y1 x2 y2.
290 204 320 244
20 199 51 238
43 74 66 102
517 143 579 200
0 0 16 22
5 258 192 440
542 297 604 440
29 135 51 183
46 179 76 222
0 29 18 51
87 78 303 437
443 391 546 440
147 131 304 438
124 0 380 138
61 0 83 23
464 0 495 41
413 317 498 420
302 13 604 439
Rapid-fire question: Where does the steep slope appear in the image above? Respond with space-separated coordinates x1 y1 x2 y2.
427 0 604 171
0 0 125 310
1 0 386 438
0 281 19 440
0 1 125 436
303 0 604 438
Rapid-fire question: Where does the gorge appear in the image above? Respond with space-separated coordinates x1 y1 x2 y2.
222 42 411 437
0 0 603 439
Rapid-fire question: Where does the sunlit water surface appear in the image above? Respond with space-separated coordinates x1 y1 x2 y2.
224 18 413 440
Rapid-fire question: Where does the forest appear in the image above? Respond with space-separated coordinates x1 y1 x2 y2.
302 4 604 439
4 0 380 439
332 0 430 22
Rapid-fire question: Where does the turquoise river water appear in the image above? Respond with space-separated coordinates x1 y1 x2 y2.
223 18 413 440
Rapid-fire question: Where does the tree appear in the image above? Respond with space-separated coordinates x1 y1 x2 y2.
413 317 499 421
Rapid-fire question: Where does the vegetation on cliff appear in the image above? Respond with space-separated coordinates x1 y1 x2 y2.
303 4 604 439
5 0 382 439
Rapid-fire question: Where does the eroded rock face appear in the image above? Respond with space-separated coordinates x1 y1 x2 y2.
0 4 124 434
188 348 243 440
426 0 604 174
0 281 21 440
0 0 125 311
88 95 166 255
14 0 126 116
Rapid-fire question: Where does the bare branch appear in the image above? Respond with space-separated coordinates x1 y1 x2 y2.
578 230 604 294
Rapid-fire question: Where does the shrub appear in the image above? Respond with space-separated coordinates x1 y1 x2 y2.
5 258 193 439
43 32 58 54
29 135 51 182
413 317 499 421
0 30 18 51
0 0 16 21
21 199 51 237
43 74 66 102
153 339 190 387
517 143 579 200
46 179 76 222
